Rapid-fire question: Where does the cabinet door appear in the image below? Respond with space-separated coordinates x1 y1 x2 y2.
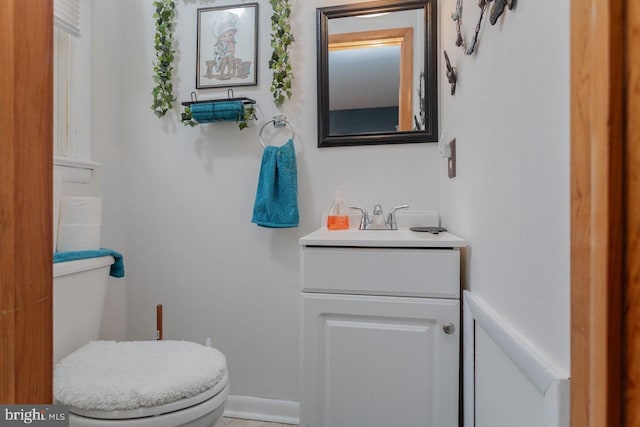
301 293 459 427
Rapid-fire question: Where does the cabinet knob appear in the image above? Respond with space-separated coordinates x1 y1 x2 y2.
442 323 456 334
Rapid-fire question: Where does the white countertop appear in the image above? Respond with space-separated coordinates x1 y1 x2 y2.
299 228 467 248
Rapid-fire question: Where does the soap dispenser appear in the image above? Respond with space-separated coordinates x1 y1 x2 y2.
327 191 350 230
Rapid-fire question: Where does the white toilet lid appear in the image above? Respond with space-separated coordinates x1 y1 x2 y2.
54 340 228 419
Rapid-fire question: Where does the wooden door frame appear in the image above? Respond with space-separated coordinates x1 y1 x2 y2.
571 0 638 425
0 0 53 403
624 0 640 424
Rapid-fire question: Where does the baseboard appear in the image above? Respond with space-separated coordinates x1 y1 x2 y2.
224 395 300 425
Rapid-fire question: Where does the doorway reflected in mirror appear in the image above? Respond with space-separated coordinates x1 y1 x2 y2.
328 27 413 134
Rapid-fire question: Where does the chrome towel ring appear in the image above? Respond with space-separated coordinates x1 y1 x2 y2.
258 115 295 147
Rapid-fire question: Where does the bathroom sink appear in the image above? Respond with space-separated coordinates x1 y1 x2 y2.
299 228 466 248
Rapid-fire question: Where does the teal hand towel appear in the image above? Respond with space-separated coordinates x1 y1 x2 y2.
251 139 299 228
190 101 244 123
54 248 125 278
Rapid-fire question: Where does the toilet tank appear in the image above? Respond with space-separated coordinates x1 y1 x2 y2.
53 256 114 364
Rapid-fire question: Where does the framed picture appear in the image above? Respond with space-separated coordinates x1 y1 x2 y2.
196 3 258 89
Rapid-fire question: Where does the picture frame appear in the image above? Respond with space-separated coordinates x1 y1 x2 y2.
196 3 259 89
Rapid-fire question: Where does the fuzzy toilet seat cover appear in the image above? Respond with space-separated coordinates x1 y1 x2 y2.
54 340 227 412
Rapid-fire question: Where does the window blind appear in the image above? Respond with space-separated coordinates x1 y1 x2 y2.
54 0 81 37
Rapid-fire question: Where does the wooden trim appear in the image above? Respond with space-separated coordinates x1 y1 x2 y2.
570 0 625 425
328 27 412 48
398 28 413 133
0 0 53 403
0 0 18 404
625 0 640 423
328 27 414 131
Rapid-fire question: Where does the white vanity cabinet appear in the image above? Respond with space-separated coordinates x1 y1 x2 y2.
299 229 465 427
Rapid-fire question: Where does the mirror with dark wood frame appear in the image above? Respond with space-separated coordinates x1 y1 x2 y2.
317 0 437 147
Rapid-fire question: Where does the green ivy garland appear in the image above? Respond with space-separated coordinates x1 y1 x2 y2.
151 0 176 118
238 105 257 130
269 0 294 107
180 106 197 127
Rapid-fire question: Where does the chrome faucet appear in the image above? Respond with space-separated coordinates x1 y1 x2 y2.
349 204 409 230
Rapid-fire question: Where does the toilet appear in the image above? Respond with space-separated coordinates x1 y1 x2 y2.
53 255 229 427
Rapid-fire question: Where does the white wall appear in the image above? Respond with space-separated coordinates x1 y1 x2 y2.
475 328 546 427
438 0 570 425
91 0 440 402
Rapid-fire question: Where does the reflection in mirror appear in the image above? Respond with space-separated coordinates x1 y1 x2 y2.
317 0 437 147
329 27 413 134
